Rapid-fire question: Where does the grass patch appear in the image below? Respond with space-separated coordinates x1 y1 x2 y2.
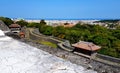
39 41 57 48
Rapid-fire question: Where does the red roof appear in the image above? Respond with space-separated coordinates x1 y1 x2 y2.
72 41 101 51
9 24 21 28
63 23 75 27
19 32 25 35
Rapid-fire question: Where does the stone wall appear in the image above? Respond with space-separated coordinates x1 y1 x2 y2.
96 54 120 64
29 30 46 41
0 20 10 31
29 29 60 44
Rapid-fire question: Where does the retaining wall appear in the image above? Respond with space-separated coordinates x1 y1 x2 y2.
96 54 120 64
29 29 60 44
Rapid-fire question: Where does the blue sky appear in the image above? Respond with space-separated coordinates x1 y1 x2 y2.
0 0 120 19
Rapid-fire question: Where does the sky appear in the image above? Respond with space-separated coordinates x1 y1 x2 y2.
0 0 120 19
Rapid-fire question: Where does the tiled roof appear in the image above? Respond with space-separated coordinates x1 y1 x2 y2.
9 24 21 28
72 41 101 51
63 23 75 27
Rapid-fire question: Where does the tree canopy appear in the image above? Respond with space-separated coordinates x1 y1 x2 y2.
0 17 14 26
38 22 120 58
16 20 28 27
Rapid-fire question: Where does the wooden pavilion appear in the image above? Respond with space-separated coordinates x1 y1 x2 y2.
9 24 21 33
72 41 101 56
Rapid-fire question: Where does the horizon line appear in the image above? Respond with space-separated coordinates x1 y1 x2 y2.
11 17 120 20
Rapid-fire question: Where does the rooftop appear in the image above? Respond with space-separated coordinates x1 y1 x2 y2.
72 41 101 51
9 24 21 28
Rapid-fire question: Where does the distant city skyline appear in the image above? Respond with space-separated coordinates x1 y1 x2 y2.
0 0 120 19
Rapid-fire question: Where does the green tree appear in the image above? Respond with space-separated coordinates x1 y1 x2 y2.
52 26 65 38
16 20 28 27
91 25 108 34
74 23 92 30
43 26 53 36
69 30 81 43
112 40 120 58
39 19 47 32
27 22 39 28
40 19 46 26
39 25 46 33
92 34 110 46
0 17 14 26
112 29 120 40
